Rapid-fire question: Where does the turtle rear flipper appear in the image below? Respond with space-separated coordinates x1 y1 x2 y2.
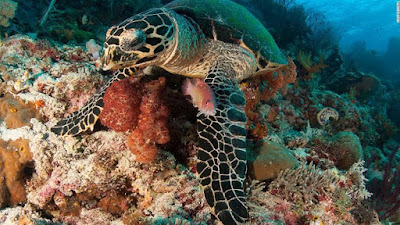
51 69 134 136
197 64 248 224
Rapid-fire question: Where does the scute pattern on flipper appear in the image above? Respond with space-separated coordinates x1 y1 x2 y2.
197 64 248 225
51 68 135 136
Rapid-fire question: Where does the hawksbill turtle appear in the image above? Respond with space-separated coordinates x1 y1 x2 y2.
51 0 288 224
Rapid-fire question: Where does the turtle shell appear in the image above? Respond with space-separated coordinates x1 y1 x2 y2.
166 0 288 66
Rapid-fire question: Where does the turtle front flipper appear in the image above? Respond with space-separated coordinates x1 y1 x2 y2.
197 65 248 224
51 68 135 136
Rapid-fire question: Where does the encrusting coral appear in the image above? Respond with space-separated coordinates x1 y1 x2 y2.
0 138 33 207
0 94 42 129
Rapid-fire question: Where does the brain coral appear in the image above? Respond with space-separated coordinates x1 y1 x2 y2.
313 131 363 170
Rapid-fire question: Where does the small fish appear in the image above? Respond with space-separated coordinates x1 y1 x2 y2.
182 78 216 116
310 216 324 225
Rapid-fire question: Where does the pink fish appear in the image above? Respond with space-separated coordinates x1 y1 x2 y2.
182 78 216 116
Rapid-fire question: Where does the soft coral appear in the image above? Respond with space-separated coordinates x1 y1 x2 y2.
100 77 170 163
100 77 142 132
127 77 170 163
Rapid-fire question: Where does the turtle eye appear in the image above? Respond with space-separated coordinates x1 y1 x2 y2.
120 29 146 52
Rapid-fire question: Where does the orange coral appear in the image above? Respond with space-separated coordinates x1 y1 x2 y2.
34 99 45 108
0 138 33 207
297 51 328 80
127 77 170 163
0 94 42 129
242 57 297 140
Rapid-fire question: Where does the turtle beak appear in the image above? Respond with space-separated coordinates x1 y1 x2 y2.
101 45 139 71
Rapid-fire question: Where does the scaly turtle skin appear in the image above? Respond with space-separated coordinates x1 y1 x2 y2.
52 4 287 224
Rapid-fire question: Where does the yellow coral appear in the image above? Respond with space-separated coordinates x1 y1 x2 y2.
0 94 42 129
0 0 18 27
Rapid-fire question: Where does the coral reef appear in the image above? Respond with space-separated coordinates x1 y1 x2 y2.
0 138 33 207
247 161 375 224
242 57 297 140
0 1 397 222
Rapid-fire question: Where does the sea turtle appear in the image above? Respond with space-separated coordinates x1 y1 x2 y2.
51 0 288 224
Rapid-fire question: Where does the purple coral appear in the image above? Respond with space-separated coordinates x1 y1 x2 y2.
370 146 400 221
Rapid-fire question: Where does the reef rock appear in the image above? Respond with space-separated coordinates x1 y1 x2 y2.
248 140 299 180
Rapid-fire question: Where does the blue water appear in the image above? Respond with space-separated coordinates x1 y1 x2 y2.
297 0 399 53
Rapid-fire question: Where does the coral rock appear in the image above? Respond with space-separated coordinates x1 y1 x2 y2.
0 94 42 129
0 138 33 207
248 140 299 180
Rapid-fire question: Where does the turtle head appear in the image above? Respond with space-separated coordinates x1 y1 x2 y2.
101 8 175 71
